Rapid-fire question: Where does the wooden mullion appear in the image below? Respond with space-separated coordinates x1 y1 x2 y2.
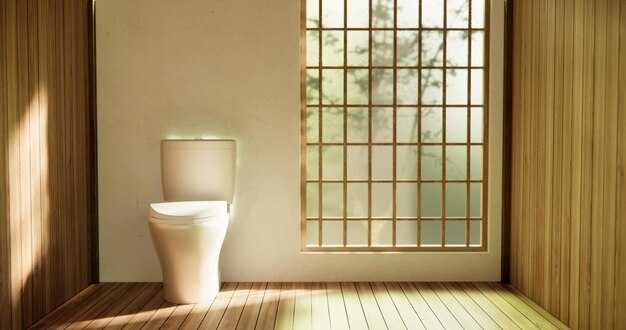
367 0 373 247
466 0 473 247
300 0 307 251
417 0 423 247
441 0 448 247
317 0 323 247
305 27 485 32
342 0 347 247
481 0 490 250
392 0 398 247
306 65 485 69
306 142 485 146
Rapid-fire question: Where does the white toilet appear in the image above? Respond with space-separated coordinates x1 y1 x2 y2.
148 139 236 304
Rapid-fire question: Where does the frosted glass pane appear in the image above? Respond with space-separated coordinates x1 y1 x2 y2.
397 69 419 105
372 183 392 217
421 183 442 217
322 69 344 105
347 69 369 104
446 183 466 217
347 0 369 28
421 221 442 246
347 183 368 217
397 221 418 246
397 108 418 142
472 0 485 28
306 107 319 142
306 0 319 27
445 220 466 246
421 108 443 142
322 0 344 27
446 108 467 142
397 146 418 180
397 0 419 27
322 183 343 217
397 183 418 217
446 146 467 180
470 107 483 142
347 221 369 246
347 146 368 180
322 146 343 180
446 69 468 105
470 146 482 180
447 0 469 28
306 69 319 104
470 220 481 246
421 146 442 180
372 107 393 142
322 107 343 143
422 0 443 28
322 221 343 246
306 221 319 246
372 31 395 66
471 31 484 66
372 70 394 104
372 221 392 246
470 183 481 218
421 69 443 105
397 31 420 66
372 146 393 180
347 31 369 66
422 31 444 66
307 183 319 218
347 108 369 142
322 31 344 66
471 69 484 105
307 31 319 66
447 31 468 66
307 146 319 180
372 0 394 28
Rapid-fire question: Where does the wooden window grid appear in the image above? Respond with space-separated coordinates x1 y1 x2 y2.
301 0 489 251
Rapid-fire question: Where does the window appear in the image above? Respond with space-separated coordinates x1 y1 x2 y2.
301 0 488 251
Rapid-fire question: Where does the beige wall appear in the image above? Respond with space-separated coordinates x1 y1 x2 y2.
96 0 504 282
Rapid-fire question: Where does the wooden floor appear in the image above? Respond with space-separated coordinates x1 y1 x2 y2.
29 282 568 330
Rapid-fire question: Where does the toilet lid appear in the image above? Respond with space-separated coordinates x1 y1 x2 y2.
150 201 228 221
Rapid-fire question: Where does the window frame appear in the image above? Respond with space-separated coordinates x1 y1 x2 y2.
300 0 490 252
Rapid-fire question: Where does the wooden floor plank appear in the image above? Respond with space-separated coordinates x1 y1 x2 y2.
199 282 238 329
398 282 444 330
311 282 331 330
218 282 253 329
456 282 521 330
82 282 149 329
274 282 296 330
429 282 482 330
34 282 567 330
161 303 195 329
293 282 313 330
413 282 463 330
141 300 178 329
105 282 162 330
65 283 135 329
236 282 267 330
28 283 104 329
472 283 541 329
255 282 281 330
370 282 406 330
355 282 387 330
497 283 569 330
327 282 350 330
384 282 425 330
119 286 166 330
340 282 368 330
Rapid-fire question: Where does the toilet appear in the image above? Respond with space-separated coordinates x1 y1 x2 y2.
148 139 236 304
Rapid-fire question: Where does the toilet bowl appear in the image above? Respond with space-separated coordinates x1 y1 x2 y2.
149 201 228 304
148 139 236 304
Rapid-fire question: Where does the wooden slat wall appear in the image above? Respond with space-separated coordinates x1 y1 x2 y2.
509 0 626 329
0 0 95 329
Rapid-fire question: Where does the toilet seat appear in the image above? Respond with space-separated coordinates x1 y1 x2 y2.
149 201 228 225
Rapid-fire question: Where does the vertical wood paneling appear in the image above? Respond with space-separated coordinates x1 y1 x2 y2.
510 0 625 328
0 0 95 329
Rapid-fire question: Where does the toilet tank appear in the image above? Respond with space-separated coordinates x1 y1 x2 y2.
161 139 236 203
